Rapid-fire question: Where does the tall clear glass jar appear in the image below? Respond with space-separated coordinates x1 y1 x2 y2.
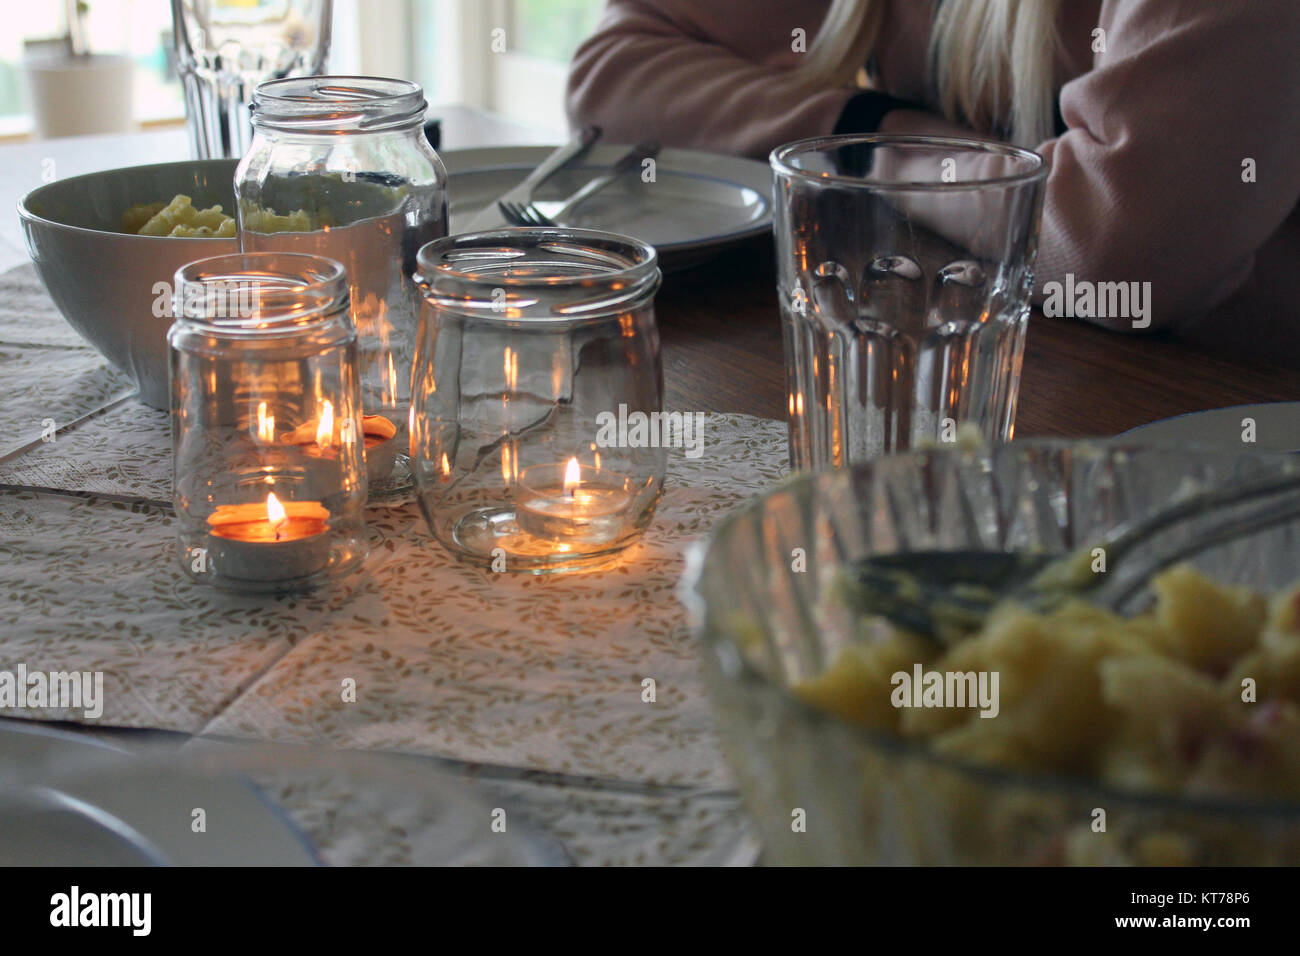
169 252 368 592
411 229 665 573
234 75 448 494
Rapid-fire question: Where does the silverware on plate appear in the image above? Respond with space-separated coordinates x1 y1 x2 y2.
462 125 602 231
499 140 661 227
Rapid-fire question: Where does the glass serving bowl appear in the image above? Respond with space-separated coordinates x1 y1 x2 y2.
682 441 1300 865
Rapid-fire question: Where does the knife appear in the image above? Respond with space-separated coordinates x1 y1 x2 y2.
463 125 603 232
531 140 661 225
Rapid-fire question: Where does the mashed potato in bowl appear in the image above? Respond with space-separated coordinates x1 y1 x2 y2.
122 195 235 237
121 195 317 238
792 564 1300 864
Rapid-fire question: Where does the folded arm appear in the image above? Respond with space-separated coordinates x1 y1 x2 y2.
877 0 1300 331
566 0 853 159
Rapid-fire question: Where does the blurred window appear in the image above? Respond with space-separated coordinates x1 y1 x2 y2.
0 1 602 138
510 0 603 62
0 0 181 134
411 0 604 134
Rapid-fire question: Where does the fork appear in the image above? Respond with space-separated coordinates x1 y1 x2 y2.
463 125 602 232
499 140 661 227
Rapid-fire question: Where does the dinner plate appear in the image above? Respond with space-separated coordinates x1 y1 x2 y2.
442 144 772 270
1120 402 1300 453
0 722 318 865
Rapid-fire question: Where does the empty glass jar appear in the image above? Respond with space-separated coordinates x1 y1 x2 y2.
235 75 448 493
411 229 665 573
169 252 368 592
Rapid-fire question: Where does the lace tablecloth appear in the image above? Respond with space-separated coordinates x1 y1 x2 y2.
0 263 788 864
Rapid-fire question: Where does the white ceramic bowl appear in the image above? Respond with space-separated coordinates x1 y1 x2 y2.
19 159 240 409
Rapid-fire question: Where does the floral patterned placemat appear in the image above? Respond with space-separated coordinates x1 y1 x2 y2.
0 261 789 863
1 421 785 781
0 265 135 462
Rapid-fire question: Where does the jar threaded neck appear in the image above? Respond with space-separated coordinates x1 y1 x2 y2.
251 76 427 133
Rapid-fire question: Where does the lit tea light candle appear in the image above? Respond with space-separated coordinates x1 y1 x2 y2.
515 457 635 545
282 401 400 483
206 491 332 583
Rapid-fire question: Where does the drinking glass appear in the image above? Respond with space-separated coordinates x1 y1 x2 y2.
771 134 1048 469
411 228 665 573
170 0 332 159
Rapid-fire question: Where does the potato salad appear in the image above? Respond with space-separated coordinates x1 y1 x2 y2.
800 564 1300 801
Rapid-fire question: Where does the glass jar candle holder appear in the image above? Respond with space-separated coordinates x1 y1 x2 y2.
169 252 368 592
411 228 665 573
235 76 449 496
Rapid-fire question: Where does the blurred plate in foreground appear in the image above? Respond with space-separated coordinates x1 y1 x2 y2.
0 722 316 865
0 723 565 866
1121 402 1300 453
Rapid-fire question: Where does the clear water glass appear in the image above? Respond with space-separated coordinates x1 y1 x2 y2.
170 0 333 160
771 134 1048 469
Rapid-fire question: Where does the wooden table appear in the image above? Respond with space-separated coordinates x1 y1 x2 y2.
658 237 1299 436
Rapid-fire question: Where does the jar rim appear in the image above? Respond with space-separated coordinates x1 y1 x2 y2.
172 252 351 335
414 228 661 324
251 76 427 132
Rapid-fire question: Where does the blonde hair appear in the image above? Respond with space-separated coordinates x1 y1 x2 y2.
800 0 1064 147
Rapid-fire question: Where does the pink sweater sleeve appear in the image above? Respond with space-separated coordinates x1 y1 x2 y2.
872 0 1300 332
1044 0 1300 330
566 0 855 159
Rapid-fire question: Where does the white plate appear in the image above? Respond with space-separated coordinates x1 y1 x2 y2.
0 722 317 865
1121 402 1300 453
442 144 772 270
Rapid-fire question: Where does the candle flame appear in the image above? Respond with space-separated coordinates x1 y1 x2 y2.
266 491 287 528
256 402 275 442
316 401 334 449
563 457 581 496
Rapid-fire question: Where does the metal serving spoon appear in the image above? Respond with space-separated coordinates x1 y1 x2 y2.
840 469 1300 645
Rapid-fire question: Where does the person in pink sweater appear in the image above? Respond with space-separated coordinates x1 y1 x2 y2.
567 0 1300 364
